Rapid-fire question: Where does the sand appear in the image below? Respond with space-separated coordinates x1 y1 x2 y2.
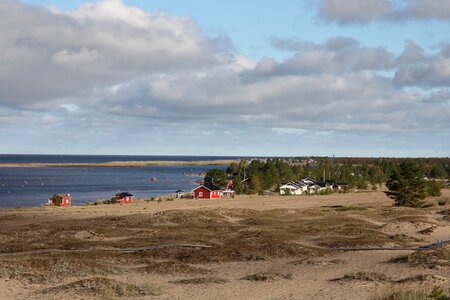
0 190 449 300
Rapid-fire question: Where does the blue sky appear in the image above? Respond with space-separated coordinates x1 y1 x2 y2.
1 0 450 156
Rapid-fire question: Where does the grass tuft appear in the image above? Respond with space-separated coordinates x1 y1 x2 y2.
171 277 227 284
335 206 368 212
241 271 293 282
331 271 390 282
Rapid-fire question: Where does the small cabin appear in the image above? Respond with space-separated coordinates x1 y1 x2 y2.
221 189 236 198
48 194 71 207
114 192 134 204
192 185 222 199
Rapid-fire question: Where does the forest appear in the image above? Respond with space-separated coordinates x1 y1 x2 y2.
219 157 450 195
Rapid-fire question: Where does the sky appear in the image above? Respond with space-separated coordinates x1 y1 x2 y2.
1 0 449 157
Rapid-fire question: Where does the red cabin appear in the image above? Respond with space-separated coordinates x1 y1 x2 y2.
47 194 71 207
114 192 134 204
192 185 222 199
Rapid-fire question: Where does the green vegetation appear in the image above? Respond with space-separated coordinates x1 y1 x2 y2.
51 194 62 206
105 197 118 204
385 161 428 207
204 168 228 189
427 180 444 197
218 157 449 195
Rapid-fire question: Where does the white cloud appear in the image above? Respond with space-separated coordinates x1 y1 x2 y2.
0 0 218 106
0 1 449 156
318 0 392 24
317 0 450 24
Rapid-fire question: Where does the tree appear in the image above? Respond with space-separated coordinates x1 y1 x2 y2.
430 164 448 179
204 169 228 189
249 175 262 194
226 162 239 175
385 161 427 207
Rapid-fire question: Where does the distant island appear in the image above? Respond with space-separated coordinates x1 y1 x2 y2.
0 160 238 168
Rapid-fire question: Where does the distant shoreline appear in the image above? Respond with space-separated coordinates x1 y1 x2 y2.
0 160 237 168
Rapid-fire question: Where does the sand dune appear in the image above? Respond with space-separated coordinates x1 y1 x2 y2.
0 190 449 299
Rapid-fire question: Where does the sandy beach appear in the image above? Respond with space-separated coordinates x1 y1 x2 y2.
0 190 449 300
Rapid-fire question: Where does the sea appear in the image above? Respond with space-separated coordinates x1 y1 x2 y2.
0 155 236 208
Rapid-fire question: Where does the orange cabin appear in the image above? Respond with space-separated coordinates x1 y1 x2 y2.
114 192 134 204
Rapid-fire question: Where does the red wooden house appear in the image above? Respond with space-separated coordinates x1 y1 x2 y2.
114 192 134 204
47 194 71 207
192 185 222 199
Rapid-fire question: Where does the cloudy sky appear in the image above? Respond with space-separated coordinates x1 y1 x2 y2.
1 0 449 156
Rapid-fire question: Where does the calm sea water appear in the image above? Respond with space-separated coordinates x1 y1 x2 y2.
0 155 233 208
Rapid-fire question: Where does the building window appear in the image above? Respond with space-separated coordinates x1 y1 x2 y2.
199 192 203 197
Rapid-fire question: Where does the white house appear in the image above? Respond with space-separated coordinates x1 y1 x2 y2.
280 177 336 195
300 177 316 185
279 181 308 195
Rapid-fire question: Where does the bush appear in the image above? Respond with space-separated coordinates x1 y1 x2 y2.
51 194 62 206
438 199 447 206
427 181 443 197
107 197 118 204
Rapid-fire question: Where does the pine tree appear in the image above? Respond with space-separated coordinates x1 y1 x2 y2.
204 169 228 189
385 161 427 207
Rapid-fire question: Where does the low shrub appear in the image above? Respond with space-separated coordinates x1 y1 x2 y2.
437 199 447 206
335 206 367 212
427 181 444 197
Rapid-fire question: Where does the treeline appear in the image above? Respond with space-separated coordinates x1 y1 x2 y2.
226 157 449 195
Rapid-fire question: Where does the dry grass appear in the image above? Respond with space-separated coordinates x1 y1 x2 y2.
407 247 450 268
439 209 450 222
394 274 436 284
0 204 446 299
241 271 293 281
139 261 210 275
0 207 424 280
373 286 450 300
43 277 161 298
387 246 450 268
0 253 125 284
331 271 391 282
417 226 437 235
335 206 367 212
290 258 346 266
388 246 450 268
171 277 228 284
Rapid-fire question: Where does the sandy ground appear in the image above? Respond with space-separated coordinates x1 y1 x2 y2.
0 190 449 300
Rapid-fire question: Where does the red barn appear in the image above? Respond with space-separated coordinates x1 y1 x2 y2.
47 194 71 207
114 192 134 204
192 185 222 199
